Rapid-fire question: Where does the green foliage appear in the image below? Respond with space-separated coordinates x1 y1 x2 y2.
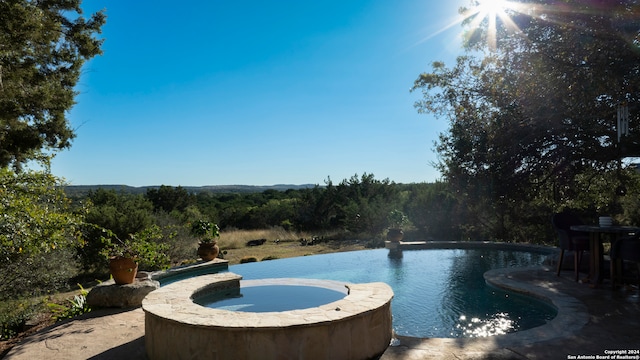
387 209 408 229
300 173 402 236
365 237 385 249
85 189 154 239
100 226 170 271
0 299 41 340
47 285 90 322
411 0 640 241
405 182 457 239
0 166 85 259
0 0 105 169
0 165 85 299
146 185 195 213
151 211 197 266
190 220 220 243
0 248 80 301
79 189 155 271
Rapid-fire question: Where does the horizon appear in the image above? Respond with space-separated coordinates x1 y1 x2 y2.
63 179 438 188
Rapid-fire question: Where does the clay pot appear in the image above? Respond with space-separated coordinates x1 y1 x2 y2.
109 257 138 285
386 228 404 242
197 242 220 261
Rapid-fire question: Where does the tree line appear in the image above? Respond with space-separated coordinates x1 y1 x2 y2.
3 0 640 341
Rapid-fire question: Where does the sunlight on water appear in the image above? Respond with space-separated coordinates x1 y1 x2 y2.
456 313 515 337
230 248 557 338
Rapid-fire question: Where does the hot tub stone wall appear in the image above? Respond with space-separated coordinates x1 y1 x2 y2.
142 273 394 360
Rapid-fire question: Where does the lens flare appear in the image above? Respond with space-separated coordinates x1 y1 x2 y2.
462 0 522 50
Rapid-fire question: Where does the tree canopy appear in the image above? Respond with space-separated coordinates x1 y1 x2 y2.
412 0 640 239
0 0 105 169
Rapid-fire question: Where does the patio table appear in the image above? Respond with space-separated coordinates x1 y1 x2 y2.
570 225 640 287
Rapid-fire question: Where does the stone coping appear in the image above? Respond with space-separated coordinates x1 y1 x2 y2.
381 242 587 348
150 258 228 286
240 278 350 295
388 265 589 350
385 240 557 254
482 265 589 345
142 272 394 329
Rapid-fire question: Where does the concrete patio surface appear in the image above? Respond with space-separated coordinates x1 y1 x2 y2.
3 265 639 360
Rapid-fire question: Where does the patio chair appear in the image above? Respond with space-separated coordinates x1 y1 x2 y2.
552 212 591 281
610 234 640 288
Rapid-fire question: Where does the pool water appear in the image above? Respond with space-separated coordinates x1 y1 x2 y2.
196 285 346 312
229 248 557 338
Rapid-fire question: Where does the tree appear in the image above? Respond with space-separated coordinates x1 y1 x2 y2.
0 0 105 169
333 173 399 235
146 185 196 213
405 182 457 240
79 189 155 270
0 164 84 299
85 189 154 239
412 0 640 240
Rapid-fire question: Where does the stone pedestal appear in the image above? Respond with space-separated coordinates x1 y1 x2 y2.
87 277 160 308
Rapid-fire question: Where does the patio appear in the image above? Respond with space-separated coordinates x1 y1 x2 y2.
3 264 639 360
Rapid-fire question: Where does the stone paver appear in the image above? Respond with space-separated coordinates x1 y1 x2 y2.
3 307 146 360
4 266 640 360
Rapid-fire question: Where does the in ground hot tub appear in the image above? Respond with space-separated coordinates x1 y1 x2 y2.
142 272 394 360
194 278 349 312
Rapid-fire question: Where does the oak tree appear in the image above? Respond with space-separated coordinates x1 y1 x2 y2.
412 0 640 240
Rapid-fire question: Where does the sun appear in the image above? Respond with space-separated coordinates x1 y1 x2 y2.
461 0 523 51
477 0 508 17
415 0 537 52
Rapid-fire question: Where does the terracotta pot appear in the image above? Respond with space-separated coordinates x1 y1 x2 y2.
386 228 404 242
197 242 220 261
109 257 138 285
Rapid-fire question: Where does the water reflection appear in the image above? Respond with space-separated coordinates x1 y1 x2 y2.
388 248 403 260
230 248 556 338
387 249 404 281
456 313 515 337
440 249 551 337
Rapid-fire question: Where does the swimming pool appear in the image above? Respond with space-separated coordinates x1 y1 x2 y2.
228 246 557 338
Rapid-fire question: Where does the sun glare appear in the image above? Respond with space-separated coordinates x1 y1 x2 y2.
417 0 543 52
477 0 508 17
462 0 525 50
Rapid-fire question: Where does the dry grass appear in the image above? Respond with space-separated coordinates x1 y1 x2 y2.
217 228 368 265
219 228 310 249
0 228 371 356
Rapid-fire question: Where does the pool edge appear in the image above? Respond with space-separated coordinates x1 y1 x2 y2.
483 265 589 343
384 242 588 348
142 273 394 360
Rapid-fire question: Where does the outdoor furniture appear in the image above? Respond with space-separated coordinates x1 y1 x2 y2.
552 213 590 281
610 234 640 288
569 225 640 287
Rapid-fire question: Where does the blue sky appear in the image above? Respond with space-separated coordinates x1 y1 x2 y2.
53 1 469 186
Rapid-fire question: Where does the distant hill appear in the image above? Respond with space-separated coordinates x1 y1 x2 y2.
63 184 319 197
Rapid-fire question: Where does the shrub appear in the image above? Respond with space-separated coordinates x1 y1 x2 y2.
151 212 196 266
47 285 91 322
365 237 385 249
100 226 170 272
0 248 80 300
0 299 41 340
0 166 85 298
79 189 154 271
